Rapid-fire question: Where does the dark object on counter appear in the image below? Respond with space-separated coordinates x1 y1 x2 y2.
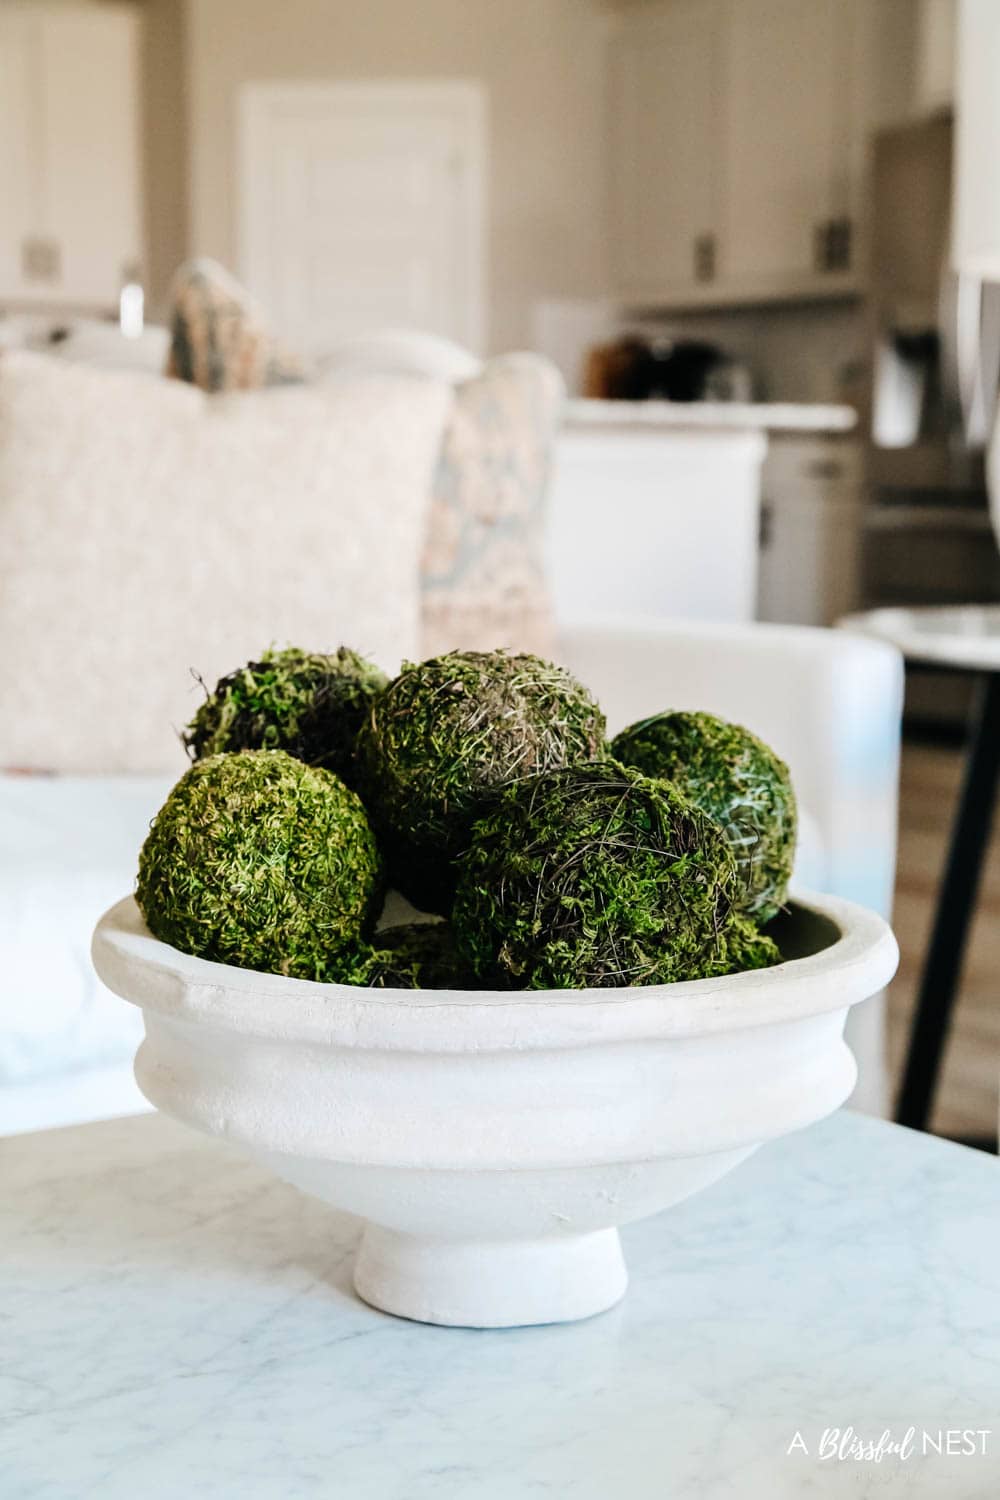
583 336 657 400
582 337 733 403
655 341 725 402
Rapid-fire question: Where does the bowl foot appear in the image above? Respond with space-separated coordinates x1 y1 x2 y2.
353 1224 628 1328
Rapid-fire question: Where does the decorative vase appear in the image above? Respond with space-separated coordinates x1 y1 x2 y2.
92 892 897 1328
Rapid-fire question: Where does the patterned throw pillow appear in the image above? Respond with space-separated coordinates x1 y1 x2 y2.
418 353 562 658
166 258 305 392
163 268 563 658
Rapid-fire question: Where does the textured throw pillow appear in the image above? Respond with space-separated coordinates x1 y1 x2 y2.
417 353 563 658
162 268 564 659
0 352 451 772
166 258 304 392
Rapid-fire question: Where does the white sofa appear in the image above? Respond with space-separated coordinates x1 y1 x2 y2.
0 617 902 1135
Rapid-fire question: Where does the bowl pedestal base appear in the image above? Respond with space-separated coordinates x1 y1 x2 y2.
353 1224 628 1328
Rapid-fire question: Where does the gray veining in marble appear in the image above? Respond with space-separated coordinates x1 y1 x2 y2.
2 1111 999 1499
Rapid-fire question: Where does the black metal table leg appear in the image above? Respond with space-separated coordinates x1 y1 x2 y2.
897 671 1000 1131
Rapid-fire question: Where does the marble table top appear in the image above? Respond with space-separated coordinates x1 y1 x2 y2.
3 1110 999 1500
841 605 1000 673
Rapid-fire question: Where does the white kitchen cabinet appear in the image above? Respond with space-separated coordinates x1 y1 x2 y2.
915 0 956 115
0 3 142 309
756 437 863 626
720 0 858 296
953 0 1000 279
609 0 723 301
0 9 35 303
608 0 868 307
547 421 765 626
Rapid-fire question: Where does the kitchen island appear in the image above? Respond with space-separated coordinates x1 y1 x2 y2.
548 400 858 626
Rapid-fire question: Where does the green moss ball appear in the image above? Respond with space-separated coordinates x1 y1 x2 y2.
452 760 778 990
183 645 388 786
136 749 383 979
354 650 607 913
611 711 796 924
336 922 478 990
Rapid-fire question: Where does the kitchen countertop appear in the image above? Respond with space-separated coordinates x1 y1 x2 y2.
565 397 858 434
4 1110 999 1498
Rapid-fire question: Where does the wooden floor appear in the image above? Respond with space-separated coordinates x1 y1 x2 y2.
889 737 1000 1144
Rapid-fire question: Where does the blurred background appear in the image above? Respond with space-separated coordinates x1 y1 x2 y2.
2 0 999 1143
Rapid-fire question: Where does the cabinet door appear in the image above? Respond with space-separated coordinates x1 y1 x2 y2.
609 0 723 299
757 440 862 626
0 11 37 300
954 0 1000 279
721 0 853 291
38 6 142 305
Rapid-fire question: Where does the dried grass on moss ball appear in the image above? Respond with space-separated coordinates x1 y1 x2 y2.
611 711 796 924
355 650 607 913
136 749 383 980
336 922 478 990
183 646 388 786
453 761 778 990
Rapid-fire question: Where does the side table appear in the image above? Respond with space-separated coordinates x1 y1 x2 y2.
842 604 1000 1133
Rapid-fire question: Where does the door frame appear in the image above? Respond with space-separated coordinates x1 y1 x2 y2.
238 79 487 353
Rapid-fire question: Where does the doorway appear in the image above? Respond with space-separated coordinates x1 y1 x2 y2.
239 80 487 357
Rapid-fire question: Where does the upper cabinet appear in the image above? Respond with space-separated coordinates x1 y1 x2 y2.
915 0 957 116
953 0 1000 280
609 0 723 299
609 0 869 308
721 0 857 297
0 3 142 309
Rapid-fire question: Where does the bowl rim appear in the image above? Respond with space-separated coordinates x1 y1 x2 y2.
91 893 898 1052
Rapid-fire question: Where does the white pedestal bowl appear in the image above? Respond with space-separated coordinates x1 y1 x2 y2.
92 893 897 1328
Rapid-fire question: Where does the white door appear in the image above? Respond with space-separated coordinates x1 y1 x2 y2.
609 0 723 300
239 82 486 357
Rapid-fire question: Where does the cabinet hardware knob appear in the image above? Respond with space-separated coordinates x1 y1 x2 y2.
22 237 61 283
805 459 845 480
814 220 832 273
819 217 853 273
693 233 716 283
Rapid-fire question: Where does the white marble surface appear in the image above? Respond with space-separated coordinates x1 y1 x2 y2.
564 398 857 434
841 605 1000 673
3 1111 999 1499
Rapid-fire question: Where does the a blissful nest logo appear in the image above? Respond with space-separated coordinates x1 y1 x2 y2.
786 1428 990 1464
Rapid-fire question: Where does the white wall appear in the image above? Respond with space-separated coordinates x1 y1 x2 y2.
184 0 613 353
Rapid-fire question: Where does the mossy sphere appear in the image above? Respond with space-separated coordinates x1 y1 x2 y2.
136 749 383 980
183 645 388 786
452 761 778 990
355 650 606 913
337 922 478 990
611 710 796 924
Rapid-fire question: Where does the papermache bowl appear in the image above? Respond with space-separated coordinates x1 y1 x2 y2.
92 892 898 1329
